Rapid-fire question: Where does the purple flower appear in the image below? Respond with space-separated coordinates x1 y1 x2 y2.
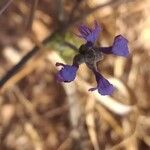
56 21 129 96
112 35 129 57
100 35 129 57
77 20 101 43
56 63 78 82
88 70 115 95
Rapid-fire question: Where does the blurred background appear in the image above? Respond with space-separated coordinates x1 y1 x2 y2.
0 0 150 149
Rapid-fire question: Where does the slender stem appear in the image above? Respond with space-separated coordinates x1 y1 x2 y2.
26 0 39 31
72 0 130 23
68 0 83 22
0 29 61 87
0 0 13 15
63 41 78 51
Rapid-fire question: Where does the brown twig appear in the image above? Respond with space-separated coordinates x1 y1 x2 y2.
26 0 39 31
68 0 83 22
0 0 13 15
0 30 60 88
85 95 99 150
72 0 131 23
63 41 79 51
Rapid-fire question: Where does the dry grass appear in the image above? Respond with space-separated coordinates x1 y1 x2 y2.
0 0 150 149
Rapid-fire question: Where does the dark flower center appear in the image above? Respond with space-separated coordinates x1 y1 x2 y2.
79 43 103 64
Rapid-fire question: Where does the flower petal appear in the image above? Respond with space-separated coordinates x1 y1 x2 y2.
56 63 78 82
77 20 101 43
89 71 115 95
97 74 115 95
100 35 129 57
112 35 129 57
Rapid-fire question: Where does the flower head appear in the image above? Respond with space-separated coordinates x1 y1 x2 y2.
56 21 129 96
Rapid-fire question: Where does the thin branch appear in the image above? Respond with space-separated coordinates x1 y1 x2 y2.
0 0 13 15
72 0 131 23
0 29 61 88
68 0 83 22
58 0 65 22
63 41 79 51
26 0 39 31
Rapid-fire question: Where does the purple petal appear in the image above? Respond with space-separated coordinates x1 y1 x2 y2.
89 71 115 95
100 35 129 57
97 74 115 95
112 35 129 57
79 25 91 36
77 21 101 43
56 63 78 82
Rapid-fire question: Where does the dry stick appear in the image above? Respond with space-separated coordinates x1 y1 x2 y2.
85 95 100 150
0 29 60 88
111 133 137 150
15 82 69 120
95 104 123 137
26 0 39 31
72 0 131 24
57 129 80 150
0 0 13 15
15 86 49 150
1 31 56 92
63 41 79 51
24 122 43 150
44 104 69 119
13 87 43 150
57 0 65 22
68 0 83 22
0 54 45 93
110 116 150 150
